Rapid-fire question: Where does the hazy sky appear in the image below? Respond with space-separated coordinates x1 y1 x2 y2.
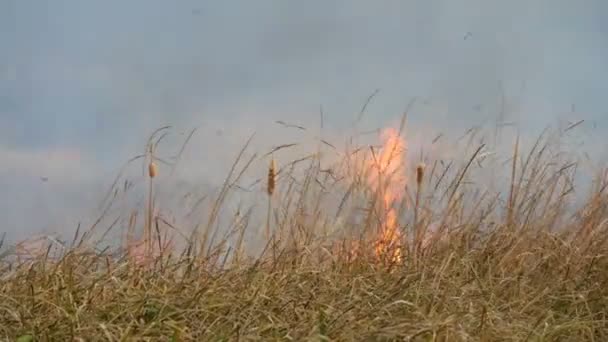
1 0 607 240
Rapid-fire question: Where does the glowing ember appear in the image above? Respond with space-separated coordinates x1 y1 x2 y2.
366 127 407 263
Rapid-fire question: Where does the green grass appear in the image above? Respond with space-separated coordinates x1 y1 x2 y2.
1 123 607 341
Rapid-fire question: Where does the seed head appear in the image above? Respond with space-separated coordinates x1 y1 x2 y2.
416 162 425 186
267 158 276 196
148 161 158 178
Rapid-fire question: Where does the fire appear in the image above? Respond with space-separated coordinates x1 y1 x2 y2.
366 127 407 263
127 237 173 267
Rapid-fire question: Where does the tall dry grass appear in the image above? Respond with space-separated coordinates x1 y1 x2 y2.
1 119 607 341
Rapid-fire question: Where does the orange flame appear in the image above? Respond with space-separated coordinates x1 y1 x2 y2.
366 127 407 263
127 237 173 267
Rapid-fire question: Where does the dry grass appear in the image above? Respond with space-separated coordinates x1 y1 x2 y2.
1 121 607 341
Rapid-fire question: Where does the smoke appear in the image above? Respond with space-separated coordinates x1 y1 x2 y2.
1 0 607 241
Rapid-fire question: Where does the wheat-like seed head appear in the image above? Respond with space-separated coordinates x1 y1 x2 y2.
267 158 276 196
416 162 425 186
149 161 158 179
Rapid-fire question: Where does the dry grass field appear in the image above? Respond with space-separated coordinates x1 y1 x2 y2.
1 120 607 341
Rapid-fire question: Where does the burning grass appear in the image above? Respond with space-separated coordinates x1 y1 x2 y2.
1 119 608 341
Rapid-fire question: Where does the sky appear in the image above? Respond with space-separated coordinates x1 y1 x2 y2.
1 0 607 241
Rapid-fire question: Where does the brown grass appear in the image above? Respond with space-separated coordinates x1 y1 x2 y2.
1 122 607 341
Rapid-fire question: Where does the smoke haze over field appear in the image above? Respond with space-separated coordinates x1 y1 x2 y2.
1 0 607 240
